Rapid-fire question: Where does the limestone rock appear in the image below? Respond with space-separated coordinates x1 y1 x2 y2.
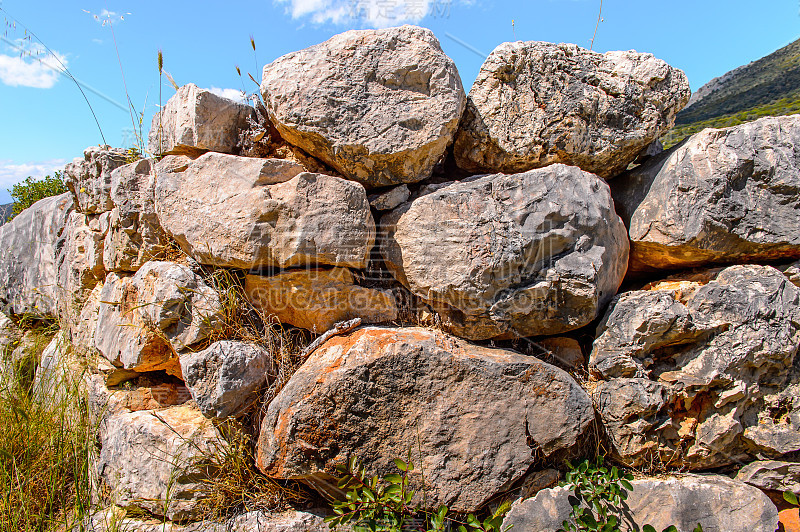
369 185 410 211
55 211 106 329
261 25 466 187
94 262 222 376
180 340 272 419
454 41 690 179
782 259 800 287
0 193 73 316
503 474 778 532
63 145 129 214
245 268 398 333
613 115 800 270
736 460 800 495
381 164 629 340
148 83 255 156
69 282 104 354
86 372 193 423
155 153 374 269
590 265 800 468
104 158 169 272
535 337 585 369
96 404 224 521
257 326 594 512
0 312 19 353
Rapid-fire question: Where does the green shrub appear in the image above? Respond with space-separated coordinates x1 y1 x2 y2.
7 172 68 222
327 456 511 532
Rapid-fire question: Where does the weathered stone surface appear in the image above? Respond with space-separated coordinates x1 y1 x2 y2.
94 262 222 376
0 311 20 353
155 153 373 269
613 115 800 270
69 281 104 354
76 508 331 532
257 326 594 512
535 337 585 369
104 158 169 272
97 404 224 521
368 185 410 211
381 164 629 340
64 145 129 214
261 25 466 187
245 268 398 333
503 474 778 532
86 371 193 423
180 340 271 419
781 259 800 287
148 83 256 156
454 41 690 179
736 460 800 495
0 193 72 316
590 265 800 468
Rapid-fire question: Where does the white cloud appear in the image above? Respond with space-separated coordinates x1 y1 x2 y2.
208 87 248 104
0 159 68 194
276 0 453 27
0 40 68 89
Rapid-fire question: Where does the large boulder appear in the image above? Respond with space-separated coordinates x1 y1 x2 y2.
590 265 800 469
96 404 224 521
245 268 398 332
0 193 73 316
261 25 466 187
63 145 129 214
257 326 594 512
180 340 272 419
503 474 778 532
380 164 629 340
155 153 374 269
453 41 690 179
612 115 800 270
94 262 222 376
148 83 255 156
104 158 169 272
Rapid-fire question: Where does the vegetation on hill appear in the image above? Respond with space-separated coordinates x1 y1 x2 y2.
662 92 800 148
676 37 800 125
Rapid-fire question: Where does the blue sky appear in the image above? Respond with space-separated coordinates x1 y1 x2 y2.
0 0 797 204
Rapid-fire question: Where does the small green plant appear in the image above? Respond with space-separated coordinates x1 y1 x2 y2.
558 457 702 532
785 490 799 506
7 172 68 221
558 456 633 532
327 456 511 532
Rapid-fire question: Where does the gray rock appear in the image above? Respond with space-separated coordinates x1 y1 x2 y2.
591 265 800 468
245 268 398 333
180 341 272 419
0 311 19 353
155 153 374 270
503 474 778 532
737 460 800 495
368 185 410 211
75 508 331 532
257 326 594 513
104 158 169 272
96 404 225 521
148 83 255 156
63 145 129 214
94 262 222 376
613 115 800 270
0 193 72 316
380 164 629 340
454 41 690 179
261 25 466 187
781 259 800 287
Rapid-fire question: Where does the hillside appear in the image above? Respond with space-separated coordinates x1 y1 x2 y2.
664 36 800 146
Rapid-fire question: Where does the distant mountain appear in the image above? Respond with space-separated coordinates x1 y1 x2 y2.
0 203 11 224
663 37 800 147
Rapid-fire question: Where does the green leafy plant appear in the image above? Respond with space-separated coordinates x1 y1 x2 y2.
558 456 633 532
7 172 68 221
558 457 702 532
326 456 511 532
785 490 799 506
